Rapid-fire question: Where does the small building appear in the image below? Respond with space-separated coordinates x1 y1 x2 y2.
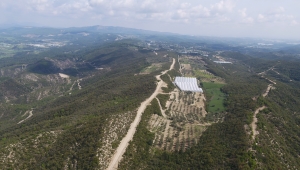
174 77 203 93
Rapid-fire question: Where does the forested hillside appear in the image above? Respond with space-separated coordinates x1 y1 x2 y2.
0 27 299 169
119 51 300 169
0 40 175 169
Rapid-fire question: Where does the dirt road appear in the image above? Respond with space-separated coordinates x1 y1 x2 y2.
106 58 175 170
251 68 276 141
17 109 33 124
155 97 167 118
251 106 266 140
263 84 273 97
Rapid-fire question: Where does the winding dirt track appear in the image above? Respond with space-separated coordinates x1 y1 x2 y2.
106 58 175 170
251 67 277 141
155 97 167 118
263 84 273 97
17 110 33 124
251 106 266 140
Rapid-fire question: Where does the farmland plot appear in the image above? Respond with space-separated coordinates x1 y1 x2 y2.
148 90 212 152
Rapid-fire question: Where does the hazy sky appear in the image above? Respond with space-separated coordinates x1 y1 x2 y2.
1 0 299 39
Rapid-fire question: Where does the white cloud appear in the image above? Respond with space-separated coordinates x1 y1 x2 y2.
239 8 247 18
256 6 298 25
211 0 235 13
89 0 105 5
267 6 285 15
88 0 165 13
243 17 254 24
83 0 236 24
172 4 211 22
0 0 236 24
291 20 299 26
26 0 52 12
58 1 92 13
257 14 266 22
0 0 299 39
0 2 6 8
238 8 253 24
170 0 235 23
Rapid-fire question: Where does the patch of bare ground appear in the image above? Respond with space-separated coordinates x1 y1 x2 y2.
59 73 71 84
23 73 40 82
180 64 193 76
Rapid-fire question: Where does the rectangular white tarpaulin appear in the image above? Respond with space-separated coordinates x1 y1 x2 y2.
174 77 203 93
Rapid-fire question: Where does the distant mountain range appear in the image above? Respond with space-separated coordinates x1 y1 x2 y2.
1 25 300 55
0 25 177 36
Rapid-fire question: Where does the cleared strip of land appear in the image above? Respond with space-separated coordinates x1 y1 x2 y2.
251 106 266 140
106 58 175 170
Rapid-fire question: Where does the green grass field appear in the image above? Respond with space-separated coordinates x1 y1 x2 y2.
140 63 162 73
193 69 215 79
202 82 225 113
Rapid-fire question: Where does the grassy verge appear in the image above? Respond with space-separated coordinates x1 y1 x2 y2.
202 82 225 113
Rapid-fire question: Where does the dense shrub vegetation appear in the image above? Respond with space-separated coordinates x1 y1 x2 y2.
120 51 300 169
1 37 300 169
0 42 170 169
